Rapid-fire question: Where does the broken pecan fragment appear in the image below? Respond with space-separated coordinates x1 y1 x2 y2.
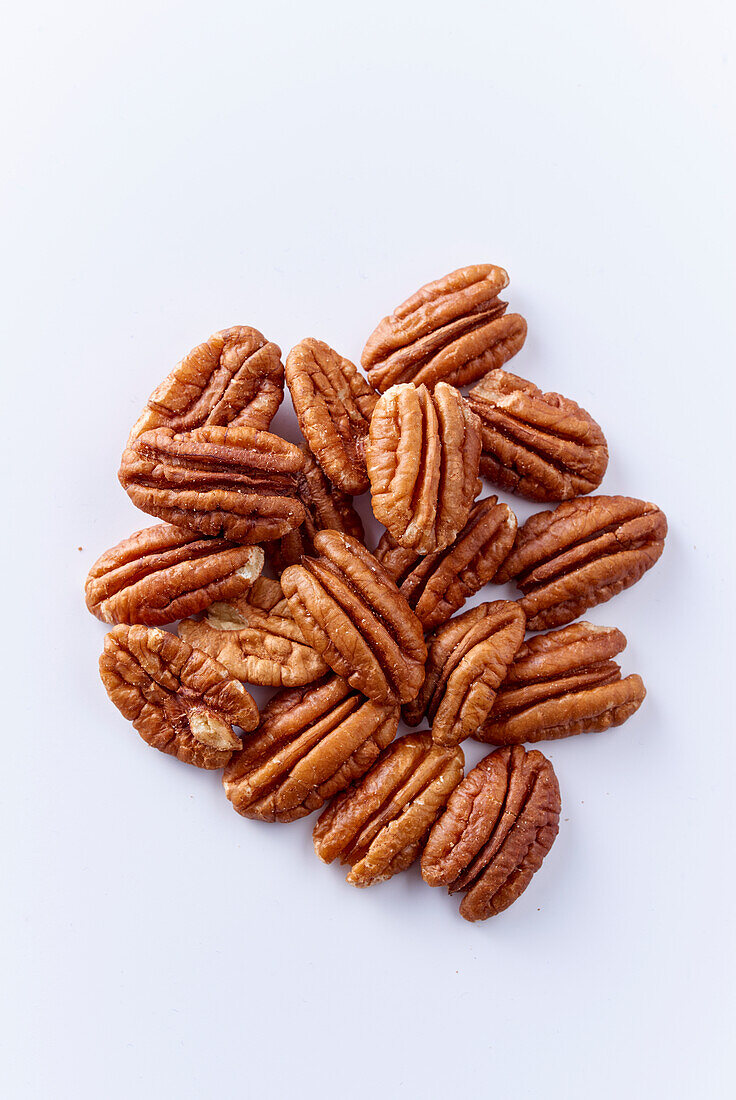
313 732 464 887
119 424 305 544
466 369 608 501
361 264 526 392
421 745 560 921
85 524 263 625
403 601 526 747
285 338 378 494
476 621 645 744
222 675 399 822
494 496 667 630
99 624 258 768
280 531 426 705
367 381 482 554
374 496 517 629
130 326 284 438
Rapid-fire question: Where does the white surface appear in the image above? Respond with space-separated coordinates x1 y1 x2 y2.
2 3 735 1098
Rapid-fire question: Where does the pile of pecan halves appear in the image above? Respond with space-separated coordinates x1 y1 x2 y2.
85 264 667 922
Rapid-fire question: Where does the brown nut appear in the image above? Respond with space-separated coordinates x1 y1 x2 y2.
403 601 526 747
466 369 609 501
285 338 378 494
179 576 328 687
118 424 306 544
129 326 284 439
374 496 517 630
366 381 482 555
99 624 258 769
222 675 399 823
280 532 427 705
494 495 667 630
313 732 465 887
421 745 561 921
477 622 646 745
85 524 263 626
361 264 527 392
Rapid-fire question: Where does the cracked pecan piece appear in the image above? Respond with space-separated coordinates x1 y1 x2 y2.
421 745 561 921
466 369 608 501
477 621 646 745
285 338 378 494
403 601 526 747
361 264 526 392
130 326 284 438
99 624 258 768
280 531 426 705
313 732 465 887
222 675 399 823
179 576 328 687
494 496 667 630
85 524 263 626
119 424 305 544
374 496 517 629
366 381 482 555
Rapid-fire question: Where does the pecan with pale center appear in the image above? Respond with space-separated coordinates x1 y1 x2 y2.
403 601 526 747
280 531 426 705
119 424 305 544
466 369 608 501
421 745 561 921
99 624 258 768
494 495 668 630
374 496 517 630
366 381 482 555
223 675 399 823
130 326 284 438
285 338 378 494
313 732 465 887
361 264 526 392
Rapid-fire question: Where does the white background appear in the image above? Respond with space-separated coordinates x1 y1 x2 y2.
2 2 735 1097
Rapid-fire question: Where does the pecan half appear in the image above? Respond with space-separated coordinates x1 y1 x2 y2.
466 369 608 501
280 531 426 705
85 524 263 625
494 496 667 630
223 675 399 822
99 624 258 768
119 424 305 544
313 732 465 887
366 381 482 555
130 326 284 438
361 264 526 392
476 622 646 744
421 745 561 921
374 496 517 629
285 338 378 494
403 601 526 746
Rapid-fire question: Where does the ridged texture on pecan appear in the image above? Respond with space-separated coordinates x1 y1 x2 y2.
129 326 284 438
367 381 482 555
361 264 527 392
99 624 258 768
280 532 427 705
222 675 399 822
85 524 263 626
403 601 526 747
374 496 517 630
313 732 465 887
178 576 328 687
285 338 378 494
421 745 560 921
466 369 608 501
494 495 668 630
119 425 306 544
477 621 646 744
